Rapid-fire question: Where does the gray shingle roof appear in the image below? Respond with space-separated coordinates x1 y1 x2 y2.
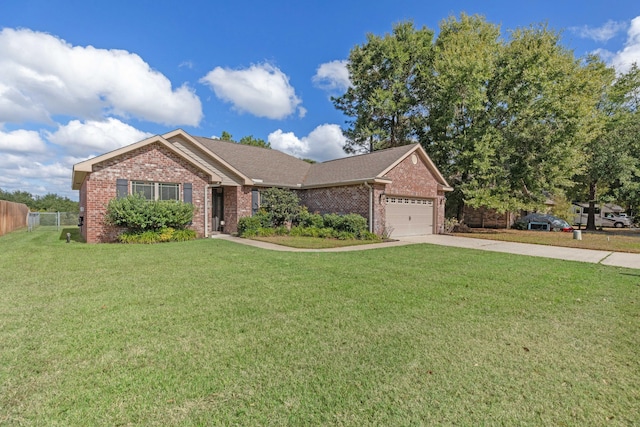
191 136 433 188
303 144 418 186
194 136 312 187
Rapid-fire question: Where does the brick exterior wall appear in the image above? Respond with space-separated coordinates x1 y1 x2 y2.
79 143 209 243
222 186 253 234
463 206 516 229
298 185 370 218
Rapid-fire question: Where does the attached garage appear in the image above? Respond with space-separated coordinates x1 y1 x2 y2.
385 196 434 237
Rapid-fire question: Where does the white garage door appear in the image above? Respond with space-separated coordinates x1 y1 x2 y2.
385 197 434 237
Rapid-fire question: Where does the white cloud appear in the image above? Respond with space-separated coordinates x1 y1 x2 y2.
46 118 153 156
199 63 303 119
592 17 640 73
268 124 348 162
312 60 350 92
0 129 47 154
0 151 76 198
610 16 640 73
571 20 627 42
0 28 203 126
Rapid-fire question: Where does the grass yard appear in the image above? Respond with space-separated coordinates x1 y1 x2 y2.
1 228 639 425
454 228 640 253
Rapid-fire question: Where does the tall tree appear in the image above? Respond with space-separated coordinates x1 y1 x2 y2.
422 14 502 219
574 63 640 229
480 25 601 214
332 21 434 153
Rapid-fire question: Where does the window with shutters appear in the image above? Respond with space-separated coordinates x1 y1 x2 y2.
131 181 180 201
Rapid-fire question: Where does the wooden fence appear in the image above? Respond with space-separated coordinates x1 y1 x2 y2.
0 200 29 236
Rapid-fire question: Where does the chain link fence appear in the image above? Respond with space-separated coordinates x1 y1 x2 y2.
28 212 80 231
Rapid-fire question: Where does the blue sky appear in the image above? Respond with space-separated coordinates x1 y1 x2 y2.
1 0 639 200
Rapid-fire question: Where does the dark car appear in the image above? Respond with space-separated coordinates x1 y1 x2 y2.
514 213 574 232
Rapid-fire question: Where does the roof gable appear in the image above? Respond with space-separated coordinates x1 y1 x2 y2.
71 133 222 190
304 144 451 190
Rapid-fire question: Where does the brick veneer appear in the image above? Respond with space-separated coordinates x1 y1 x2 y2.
221 186 253 234
297 184 388 235
79 143 210 243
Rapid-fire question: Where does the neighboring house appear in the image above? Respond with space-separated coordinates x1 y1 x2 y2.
72 129 452 243
463 194 556 229
463 206 518 229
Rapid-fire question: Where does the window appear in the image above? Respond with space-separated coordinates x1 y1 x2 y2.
132 181 155 200
131 181 180 201
159 183 179 201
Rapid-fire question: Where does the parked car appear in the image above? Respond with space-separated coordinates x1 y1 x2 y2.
514 213 574 232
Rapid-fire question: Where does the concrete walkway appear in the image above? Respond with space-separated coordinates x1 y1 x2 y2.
213 234 640 270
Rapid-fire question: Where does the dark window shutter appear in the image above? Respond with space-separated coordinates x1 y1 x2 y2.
252 188 259 215
183 183 192 204
116 179 128 198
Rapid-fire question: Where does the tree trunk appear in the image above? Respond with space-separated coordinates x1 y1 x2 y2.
457 195 466 224
586 181 597 231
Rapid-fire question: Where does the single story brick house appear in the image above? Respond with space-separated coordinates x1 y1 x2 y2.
72 129 452 243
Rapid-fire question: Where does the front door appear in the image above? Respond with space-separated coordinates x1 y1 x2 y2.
212 187 224 232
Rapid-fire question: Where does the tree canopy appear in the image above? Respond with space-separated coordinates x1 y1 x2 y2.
220 131 271 149
0 189 79 212
334 14 639 220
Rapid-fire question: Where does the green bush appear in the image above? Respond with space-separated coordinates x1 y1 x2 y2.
318 227 336 239
259 188 301 227
256 227 276 237
243 209 375 242
358 230 381 241
106 194 194 232
335 231 356 240
237 216 262 236
322 213 368 234
117 227 196 244
340 213 368 234
172 229 197 241
297 206 324 228
322 213 343 230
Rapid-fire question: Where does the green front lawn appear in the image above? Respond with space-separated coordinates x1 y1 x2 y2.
1 229 638 425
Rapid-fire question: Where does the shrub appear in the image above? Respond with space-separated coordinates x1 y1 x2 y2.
297 206 324 228
256 227 276 237
358 230 381 241
335 231 356 240
444 217 459 234
172 229 196 241
237 216 262 236
317 227 336 239
106 194 194 232
340 213 368 234
322 213 369 234
259 188 301 227
322 213 343 230
117 227 196 244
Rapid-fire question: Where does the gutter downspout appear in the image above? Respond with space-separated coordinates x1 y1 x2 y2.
363 182 373 233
